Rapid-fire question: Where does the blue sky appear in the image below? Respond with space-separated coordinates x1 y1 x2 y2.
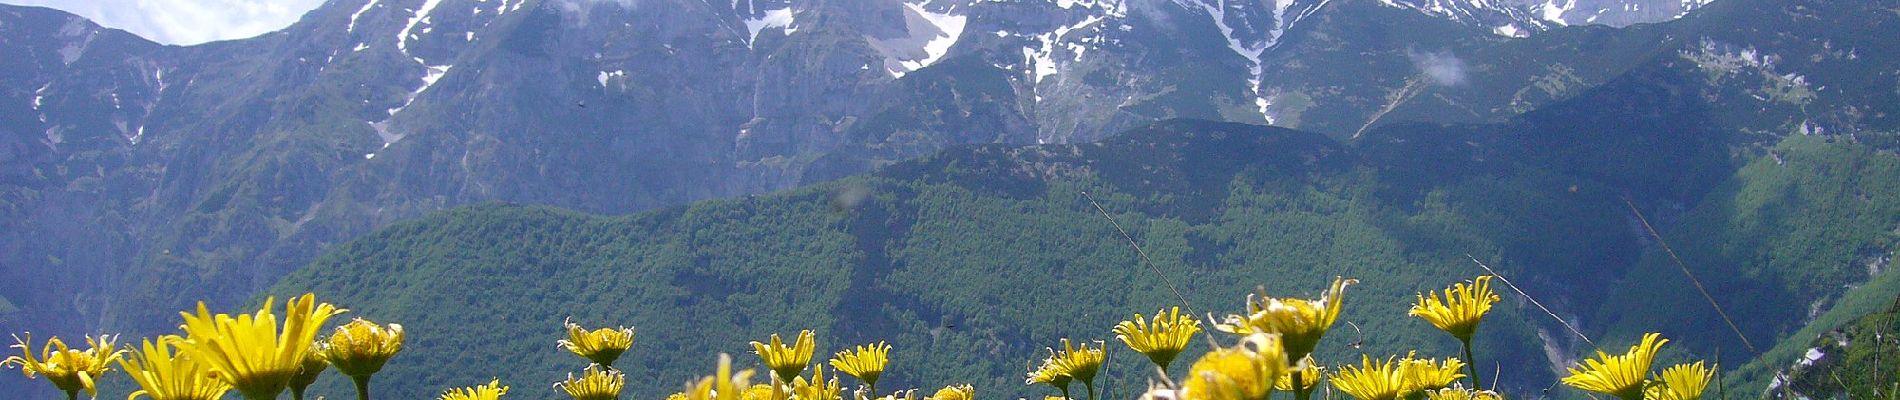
2 0 327 45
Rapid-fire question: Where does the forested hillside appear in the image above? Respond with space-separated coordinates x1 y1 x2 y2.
265 118 1900 399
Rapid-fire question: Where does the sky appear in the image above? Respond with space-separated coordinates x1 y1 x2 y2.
2 0 328 45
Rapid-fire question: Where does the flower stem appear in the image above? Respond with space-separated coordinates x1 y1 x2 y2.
1084 380 1097 400
1461 338 1483 390
292 387 307 400
867 381 877 399
1060 385 1072 400
65 390 77 400
353 375 373 400
1293 369 1313 400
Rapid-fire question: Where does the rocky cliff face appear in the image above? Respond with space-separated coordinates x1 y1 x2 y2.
0 0 1852 346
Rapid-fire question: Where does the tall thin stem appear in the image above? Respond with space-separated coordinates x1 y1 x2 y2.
1083 380 1097 400
352 375 372 400
1462 338 1483 390
1060 384 1072 400
1293 369 1314 400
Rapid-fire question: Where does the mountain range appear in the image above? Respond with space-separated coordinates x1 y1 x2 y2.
1 0 1897 398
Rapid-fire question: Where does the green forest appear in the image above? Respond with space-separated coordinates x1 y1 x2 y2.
244 120 1900 399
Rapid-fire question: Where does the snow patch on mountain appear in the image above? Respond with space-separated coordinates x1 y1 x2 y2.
1539 0 1573 25
348 0 382 34
1054 0 1128 17
1178 0 1324 122
744 7 797 47
397 0 446 56
868 3 968 78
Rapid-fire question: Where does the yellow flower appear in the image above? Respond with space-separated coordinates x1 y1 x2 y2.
557 364 627 400
1 333 124 397
1561 333 1667 400
176 293 345 400
925 384 974 400
1179 333 1287 400
741 384 783 400
1409 276 1501 341
682 354 756 400
121 337 228 400
559 319 635 368
828 341 889 389
1329 355 1408 400
791 365 844 400
1050 338 1106 386
1025 356 1072 391
324 318 404 378
1273 362 1322 392
439 378 510 400
287 341 328 398
1399 352 1465 393
1218 277 1357 360
1424 385 1503 400
1113 307 1202 370
1646 361 1713 400
869 390 918 400
752 330 816 382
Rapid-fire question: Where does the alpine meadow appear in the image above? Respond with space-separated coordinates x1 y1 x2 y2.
1 0 1897 400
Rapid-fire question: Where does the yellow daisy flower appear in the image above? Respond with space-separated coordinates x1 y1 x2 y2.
176 293 345 400
1398 352 1465 393
1 333 124 399
1561 333 1667 400
1218 277 1356 361
1329 355 1407 400
1409 276 1500 341
559 320 635 368
828 341 889 393
439 379 510 400
1179 333 1287 400
1646 361 1713 400
791 365 844 400
752 330 816 383
557 364 626 400
120 336 228 400
925 384 974 400
324 318 404 378
1114 307 1202 370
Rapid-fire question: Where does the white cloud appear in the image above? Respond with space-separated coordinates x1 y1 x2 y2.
1 0 326 45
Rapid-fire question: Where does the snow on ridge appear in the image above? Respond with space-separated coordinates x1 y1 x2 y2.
1540 0 1574 25
744 7 797 47
397 0 447 57
348 0 382 34
906 3 968 72
868 2 969 78
1054 0 1128 17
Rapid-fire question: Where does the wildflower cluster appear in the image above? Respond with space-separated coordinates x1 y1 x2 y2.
2 275 1721 400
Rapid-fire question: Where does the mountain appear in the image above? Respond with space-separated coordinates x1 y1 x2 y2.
0 0 1754 341
259 110 1898 400
3 0 1899 396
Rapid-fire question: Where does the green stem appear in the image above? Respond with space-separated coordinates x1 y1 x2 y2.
1060 384 1072 400
65 390 77 400
1293 370 1313 400
867 381 877 399
1083 380 1097 400
292 387 306 400
353 375 372 400
1461 338 1483 390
